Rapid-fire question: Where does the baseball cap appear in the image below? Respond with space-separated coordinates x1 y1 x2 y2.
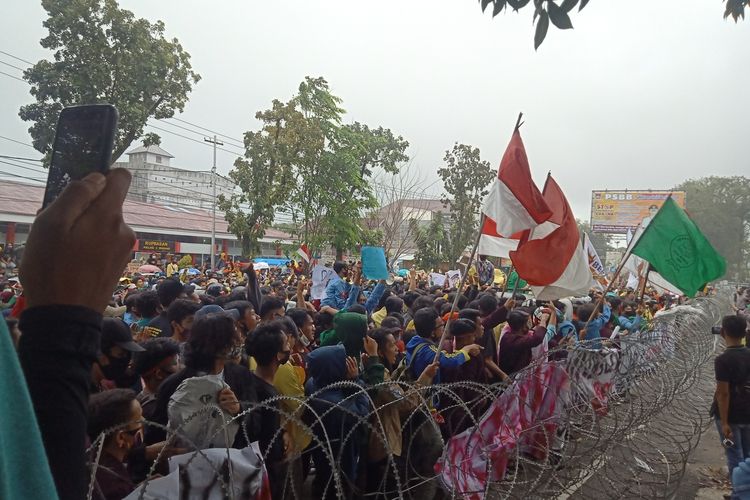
194 304 240 322
101 318 145 352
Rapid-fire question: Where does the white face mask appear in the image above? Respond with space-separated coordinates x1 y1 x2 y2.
299 335 311 347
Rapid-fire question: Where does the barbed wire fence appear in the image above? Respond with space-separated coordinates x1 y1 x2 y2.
89 293 731 499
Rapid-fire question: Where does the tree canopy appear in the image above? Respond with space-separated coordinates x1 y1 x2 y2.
221 77 409 257
19 0 200 163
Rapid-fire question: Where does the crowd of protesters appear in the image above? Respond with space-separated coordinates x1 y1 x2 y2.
0 170 747 500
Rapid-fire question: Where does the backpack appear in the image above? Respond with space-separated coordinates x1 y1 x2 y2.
392 342 430 383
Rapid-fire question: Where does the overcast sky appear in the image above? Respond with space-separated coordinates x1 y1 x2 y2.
1 0 749 220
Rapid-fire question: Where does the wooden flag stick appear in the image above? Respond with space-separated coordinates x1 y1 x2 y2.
433 213 485 363
638 264 652 301
579 245 633 338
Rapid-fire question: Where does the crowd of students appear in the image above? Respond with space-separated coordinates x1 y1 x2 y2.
1 170 743 500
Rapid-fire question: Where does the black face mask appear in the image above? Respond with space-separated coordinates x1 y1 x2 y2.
101 354 131 382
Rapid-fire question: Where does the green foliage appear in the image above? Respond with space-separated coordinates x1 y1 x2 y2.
673 176 750 282
725 0 749 21
479 0 589 49
224 76 409 258
576 219 611 258
141 132 161 148
437 143 495 265
412 212 450 271
19 0 200 162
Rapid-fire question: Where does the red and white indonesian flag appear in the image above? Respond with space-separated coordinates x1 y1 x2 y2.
479 130 552 258
297 244 311 263
510 175 592 300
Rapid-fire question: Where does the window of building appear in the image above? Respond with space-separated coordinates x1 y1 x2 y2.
155 156 162 164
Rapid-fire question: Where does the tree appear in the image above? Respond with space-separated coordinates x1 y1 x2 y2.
673 176 750 282
412 211 450 271
219 100 300 256
365 162 436 264
478 0 590 49
19 0 200 163
437 143 495 265
224 77 409 258
577 219 611 259
141 132 161 148
478 0 744 49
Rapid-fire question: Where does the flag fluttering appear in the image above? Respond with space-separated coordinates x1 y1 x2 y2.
583 232 608 288
477 217 522 259
509 175 592 300
296 244 311 263
481 130 552 240
630 197 725 296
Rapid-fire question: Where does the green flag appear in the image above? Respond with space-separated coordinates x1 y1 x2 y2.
631 197 725 296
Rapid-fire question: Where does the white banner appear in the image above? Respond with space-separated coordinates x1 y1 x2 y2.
446 270 461 288
311 265 335 300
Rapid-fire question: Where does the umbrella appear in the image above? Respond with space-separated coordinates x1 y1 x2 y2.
138 265 161 273
186 268 201 276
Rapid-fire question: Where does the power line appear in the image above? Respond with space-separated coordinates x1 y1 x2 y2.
0 70 25 82
0 50 34 65
156 118 244 150
168 117 244 146
0 135 36 150
0 154 43 162
145 124 242 157
0 59 25 72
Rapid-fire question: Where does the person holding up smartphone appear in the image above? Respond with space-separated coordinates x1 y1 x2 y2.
16 169 136 500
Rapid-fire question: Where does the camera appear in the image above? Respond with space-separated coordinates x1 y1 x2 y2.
712 325 722 335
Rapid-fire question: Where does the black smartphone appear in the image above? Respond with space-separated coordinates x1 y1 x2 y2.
42 104 118 208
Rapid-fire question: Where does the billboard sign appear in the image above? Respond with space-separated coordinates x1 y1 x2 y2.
590 190 686 234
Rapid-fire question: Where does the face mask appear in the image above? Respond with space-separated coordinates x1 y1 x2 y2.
299 335 310 347
102 355 130 381
225 345 243 360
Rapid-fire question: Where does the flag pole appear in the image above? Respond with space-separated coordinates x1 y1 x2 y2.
638 263 652 301
433 213 485 363
579 245 633 338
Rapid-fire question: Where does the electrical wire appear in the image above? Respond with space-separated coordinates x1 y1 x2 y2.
0 50 34 65
155 118 244 150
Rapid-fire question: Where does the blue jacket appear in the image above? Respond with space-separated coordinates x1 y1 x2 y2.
405 335 471 384
321 274 351 310
304 345 371 491
344 282 386 314
618 314 642 332
583 304 611 348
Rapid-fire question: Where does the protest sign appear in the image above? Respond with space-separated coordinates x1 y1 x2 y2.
311 265 335 300
430 273 446 287
446 270 461 288
361 246 389 280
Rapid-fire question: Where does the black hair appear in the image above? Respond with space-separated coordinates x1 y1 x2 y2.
87 388 137 444
167 299 201 325
157 278 184 308
381 315 403 330
224 300 255 318
458 308 481 323
608 296 622 311
507 310 530 331
369 327 398 369
402 329 417 345
245 321 287 366
622 300 636 311
184 314 237 371
577 303 597 323
384 295 404 314
377 289 393 310
450 318 477 337
433 297 448 313
278 316 300 340
723 315 748 339
135 291 160 318
439 303 453 316
403 291 420 308
333 261 348 274
214 290 247 307
132 338 180 376
347 304 367 315
446 293 469 310
412 295 435 313
467 300 480 310
124 292 140 312
316 311 334 332
287 308 312 330
260 296 286 319
199 294 215 306
413 307 439 338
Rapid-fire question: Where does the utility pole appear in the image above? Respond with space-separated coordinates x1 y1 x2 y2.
204 135 223 271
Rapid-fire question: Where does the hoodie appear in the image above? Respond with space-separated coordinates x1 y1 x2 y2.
318 311 368 357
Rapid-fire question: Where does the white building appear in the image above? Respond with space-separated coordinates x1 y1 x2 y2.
114 145 235 210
